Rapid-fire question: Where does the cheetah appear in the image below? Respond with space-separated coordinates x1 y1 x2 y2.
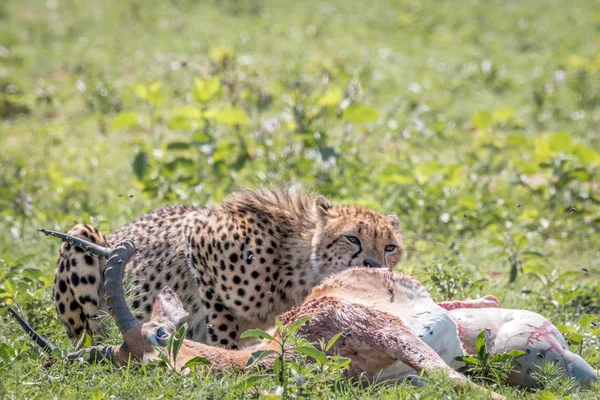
52 186 403 349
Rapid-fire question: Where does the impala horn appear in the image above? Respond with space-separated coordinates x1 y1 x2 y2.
38 228 112 258
103 239 141 333
4 305 55 355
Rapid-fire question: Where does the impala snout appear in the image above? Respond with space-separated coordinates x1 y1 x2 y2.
363 258 382 268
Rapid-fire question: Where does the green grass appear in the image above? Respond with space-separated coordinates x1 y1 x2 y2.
1 0 599 398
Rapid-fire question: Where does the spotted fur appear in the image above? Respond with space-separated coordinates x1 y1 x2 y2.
53 186 403 349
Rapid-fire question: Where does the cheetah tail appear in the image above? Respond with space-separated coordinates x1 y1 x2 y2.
4 305 56 355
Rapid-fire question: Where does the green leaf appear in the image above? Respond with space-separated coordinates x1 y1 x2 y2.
538 391 556 400
134 83 149 100
275 316 284 333
325 332 344 352
167 116 193 130
318 88 343 107
455 356 480 365
458 195 478 210
522 251 545 259
342 103 379 123
191 132 213 146
132 151 149 181
112 111 139 130
172 323 187 362
471 110 492 130
505 350 526 358
558 270 582 281
379 173 414 185
164 157 194 172
181 356 211 371
591 328 600 336
245 349 278 368
509 262 518 283
273 354 282 376
134 81 165 106
488 238 506 248
166 142 191 151
75 332 93 350
569 333 583 345
475 329 487 359
549 132 573 151
22 268 43 281
193 77 221 103
293 345 328 365
566 168 591 182
240 329 276 342
3 280 16 295
506 133 530 147
233 374 270 390
571 143 600 165
329 356 352 369
285 316 311 337
172 105 202 119
579 314 596 328
490 350 525 363
90 389 108 400
51 347 67 358
492 107 515 123
167 106 202 130
147 91 166 107
204 107 249 126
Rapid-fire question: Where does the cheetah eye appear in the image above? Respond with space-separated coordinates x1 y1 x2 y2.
345 235 360 245
385 245 397 252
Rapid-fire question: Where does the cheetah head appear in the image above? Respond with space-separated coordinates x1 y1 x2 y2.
310 196 403 283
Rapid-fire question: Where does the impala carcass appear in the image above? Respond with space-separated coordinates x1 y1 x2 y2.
7 235 597 394
305 267 597 388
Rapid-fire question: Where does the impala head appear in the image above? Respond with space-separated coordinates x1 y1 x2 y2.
311 196 403 281
141 287 189 349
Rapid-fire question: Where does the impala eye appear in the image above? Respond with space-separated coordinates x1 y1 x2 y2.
345 235 360 245
156 327 168 339
385 245 397 252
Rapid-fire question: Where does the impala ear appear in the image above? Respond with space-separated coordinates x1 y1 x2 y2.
314 195 336 225
151 286 189 326
385 214 401 231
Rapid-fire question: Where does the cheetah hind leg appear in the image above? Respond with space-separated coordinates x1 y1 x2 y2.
50 224 113 343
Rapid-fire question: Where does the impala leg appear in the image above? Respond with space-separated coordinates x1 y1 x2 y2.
437 295 500 311
349 318 503 399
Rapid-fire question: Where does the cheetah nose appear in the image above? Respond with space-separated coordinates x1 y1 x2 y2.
363 259 382 268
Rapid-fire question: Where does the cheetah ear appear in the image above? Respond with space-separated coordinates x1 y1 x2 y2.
151 286 189 325
314 195 336 225
385 214 401 231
